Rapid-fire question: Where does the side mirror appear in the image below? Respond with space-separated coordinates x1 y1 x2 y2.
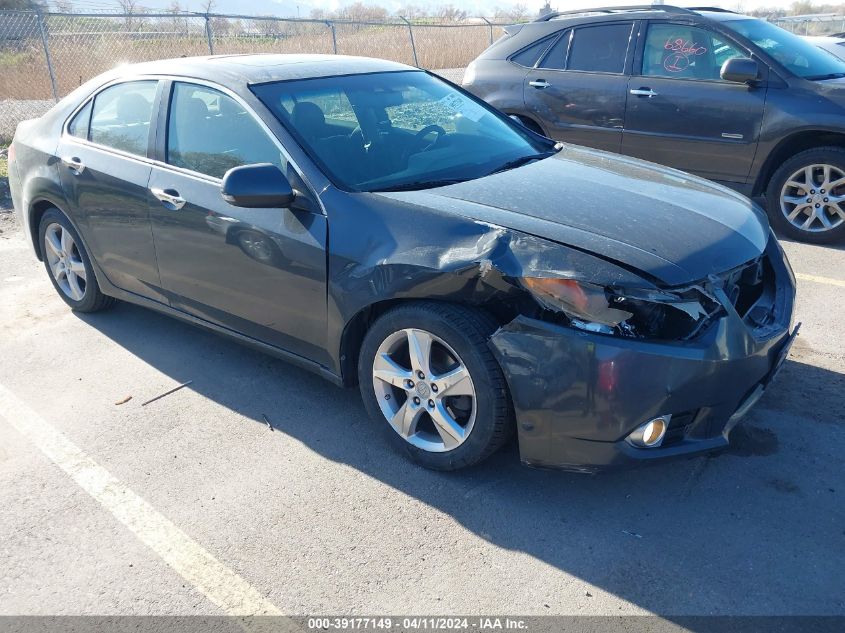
721 57 759 84
221 163 295 208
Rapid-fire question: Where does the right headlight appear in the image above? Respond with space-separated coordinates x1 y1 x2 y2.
520 277 719 340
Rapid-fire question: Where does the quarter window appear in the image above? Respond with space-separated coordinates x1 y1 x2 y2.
567 23 633 73
68 101 92 139
642 23 744 80
167 83 284 179
89 81 157 155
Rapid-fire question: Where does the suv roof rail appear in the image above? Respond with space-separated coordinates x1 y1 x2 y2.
533 4 737 22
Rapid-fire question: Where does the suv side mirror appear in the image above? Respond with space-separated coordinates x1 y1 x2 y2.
721 57 759 84
221 163 295 208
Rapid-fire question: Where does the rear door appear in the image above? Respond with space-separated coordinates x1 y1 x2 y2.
147 80 329 362
523 21 636 152
57 79 165 301
621 21 767 183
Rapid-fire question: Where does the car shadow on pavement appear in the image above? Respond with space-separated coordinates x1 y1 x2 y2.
76 302 845 620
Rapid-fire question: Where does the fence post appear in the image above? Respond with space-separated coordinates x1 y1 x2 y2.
325 21 337 54
204 13 214 54
481 17 493 46
399 16 418 67
36 10 59 102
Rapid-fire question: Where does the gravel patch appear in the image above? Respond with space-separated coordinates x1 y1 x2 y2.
432 67 466 84
0 99 55 142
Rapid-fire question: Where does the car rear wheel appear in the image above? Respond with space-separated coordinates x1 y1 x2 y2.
38 208 115 312
358 302 513 470
767 147 845 244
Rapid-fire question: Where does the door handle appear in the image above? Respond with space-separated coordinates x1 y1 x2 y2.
529 79 551 89
630 88 658 97
151 187 186 210
61 156 85 174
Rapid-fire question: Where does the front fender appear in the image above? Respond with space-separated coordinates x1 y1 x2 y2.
322 188 653 381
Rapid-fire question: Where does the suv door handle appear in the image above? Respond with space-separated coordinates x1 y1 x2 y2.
529 79 551 89
61 156 85 174
151 187 186 210
630 88 658 97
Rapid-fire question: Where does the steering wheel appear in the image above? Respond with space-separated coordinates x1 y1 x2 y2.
403 124 447 162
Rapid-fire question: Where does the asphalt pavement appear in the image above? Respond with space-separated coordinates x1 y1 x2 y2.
0 208 843 620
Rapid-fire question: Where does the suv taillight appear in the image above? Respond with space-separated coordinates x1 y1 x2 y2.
6 143 14 164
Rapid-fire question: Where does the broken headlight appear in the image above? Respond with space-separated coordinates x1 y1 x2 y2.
520 277 720 340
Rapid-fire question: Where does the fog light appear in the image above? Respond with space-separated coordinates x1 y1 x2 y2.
626 415 670 448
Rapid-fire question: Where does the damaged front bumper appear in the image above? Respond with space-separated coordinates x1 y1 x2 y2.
489 239 797 472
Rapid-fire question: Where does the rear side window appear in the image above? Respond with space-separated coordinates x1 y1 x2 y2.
510 34 559 68
167 82 284 179
538 31 571 70
68 101 92 139
89 81 157 156
567 23 633 73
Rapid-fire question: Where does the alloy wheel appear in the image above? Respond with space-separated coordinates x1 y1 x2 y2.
780 163 845 233
44 223 87 301
372 328 476 453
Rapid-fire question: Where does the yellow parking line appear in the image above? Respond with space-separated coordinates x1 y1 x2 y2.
795 272 845 288
0 383 283 617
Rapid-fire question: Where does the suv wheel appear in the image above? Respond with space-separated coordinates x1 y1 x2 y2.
38 208 115 312
767 147 845 244
358 302 513 470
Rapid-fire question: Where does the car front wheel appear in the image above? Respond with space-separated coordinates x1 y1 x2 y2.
358 302 513 470
767 147 845 244
38 208 115 312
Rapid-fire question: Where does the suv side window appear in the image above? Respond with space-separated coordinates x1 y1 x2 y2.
89 81 158 155
511 34 559 68
642 23 744 80
167 82 285 179
538 30 571 70
567 23 633 74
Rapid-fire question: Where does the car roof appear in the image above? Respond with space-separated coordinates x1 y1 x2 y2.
535 5 750 24
101 54 416 86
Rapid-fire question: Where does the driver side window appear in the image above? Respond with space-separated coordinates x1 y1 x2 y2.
642 23 743 80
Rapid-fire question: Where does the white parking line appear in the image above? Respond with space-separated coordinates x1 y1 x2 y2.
0 382 283 617
795 272 845 288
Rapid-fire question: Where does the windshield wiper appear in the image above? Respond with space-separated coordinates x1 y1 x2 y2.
370 178 469 192
486 151 557 176
806 72 845 80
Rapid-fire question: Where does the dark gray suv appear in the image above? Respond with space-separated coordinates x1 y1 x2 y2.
464 4 845 244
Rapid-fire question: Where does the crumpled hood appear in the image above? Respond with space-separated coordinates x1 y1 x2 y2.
376 145 769 286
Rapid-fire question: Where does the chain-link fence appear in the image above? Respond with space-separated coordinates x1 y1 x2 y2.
0 10 507 141
770 14 845 35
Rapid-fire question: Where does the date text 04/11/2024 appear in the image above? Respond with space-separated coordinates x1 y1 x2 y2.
306 617 529 630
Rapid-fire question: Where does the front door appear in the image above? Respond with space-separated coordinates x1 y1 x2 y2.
57 79 164 301
523 22 635 152
621 21 767 184
148 81 328 362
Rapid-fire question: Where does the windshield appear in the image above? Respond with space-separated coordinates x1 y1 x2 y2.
252 71 554 192
723 18 845 79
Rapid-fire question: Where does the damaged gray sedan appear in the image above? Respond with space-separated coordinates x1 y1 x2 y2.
8 55 798 471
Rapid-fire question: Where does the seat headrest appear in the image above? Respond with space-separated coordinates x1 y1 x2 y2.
116 93 151 124
291 101 326 140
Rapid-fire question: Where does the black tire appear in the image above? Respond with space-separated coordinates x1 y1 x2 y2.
38 208 115 313
766 146 845 244
358 301 513 471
